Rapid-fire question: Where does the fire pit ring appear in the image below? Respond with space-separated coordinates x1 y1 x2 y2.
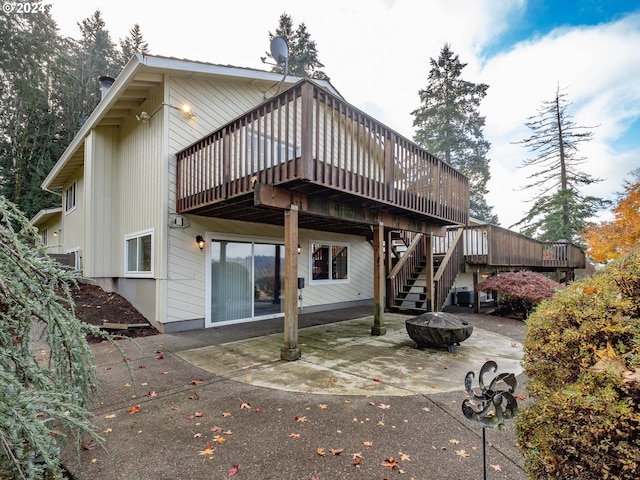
406 312 473 352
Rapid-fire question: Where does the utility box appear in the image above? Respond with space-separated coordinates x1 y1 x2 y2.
297 277 305 289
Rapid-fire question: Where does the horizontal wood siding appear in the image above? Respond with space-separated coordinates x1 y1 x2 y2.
165 77 273 325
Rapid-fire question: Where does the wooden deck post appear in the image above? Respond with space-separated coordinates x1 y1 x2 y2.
473 271 480 314
281 205 301 361
371 222 386 336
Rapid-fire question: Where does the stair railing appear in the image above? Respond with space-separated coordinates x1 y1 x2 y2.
387 233 425 309
433 228 464 311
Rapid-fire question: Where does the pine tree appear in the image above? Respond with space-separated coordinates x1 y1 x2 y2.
267 13 328 80
0 195 113 479
118 23 150 67
412 43 498 224
512 85 607 243
0 6 63 218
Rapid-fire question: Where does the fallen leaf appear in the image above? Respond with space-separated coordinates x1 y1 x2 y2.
399 452 411 461
126 405 140 414
378 403 390 410
210 426 223 433
214 435 226 444
295 415 308 423
146 391 157 397
490 464 502 471
373 377 380 382
155 354 164 360
377 421 385 426
103 428 112 433
329 448 344 455
318 404 328 409
123 383 131 387
187 392 200 400
223 430 233 435
255 408 262 413
190 379 204 385
380 457 398 469
316 448 326 457
422 407 430 412
193 433 202 438
363 441 373 447
194 412 203 417
240 402 251 410
160 371 169 375
222 412 232 417
289 433 300 438
138 365 146 369
228 464 239 477
104 414 116 419
352 453 363 466
455 449 471 458
198 443 215 456
449 439 460 445
82 441 97 451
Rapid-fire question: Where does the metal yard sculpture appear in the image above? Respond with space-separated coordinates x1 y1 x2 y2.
462 361 519 479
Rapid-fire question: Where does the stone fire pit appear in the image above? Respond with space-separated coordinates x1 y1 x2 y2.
406 312 473 352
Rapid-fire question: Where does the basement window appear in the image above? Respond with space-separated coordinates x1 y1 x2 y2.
125 229 153 277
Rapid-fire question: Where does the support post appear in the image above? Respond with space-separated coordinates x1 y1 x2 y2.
473 271 481 314
372 222 386 336
281 205 301 361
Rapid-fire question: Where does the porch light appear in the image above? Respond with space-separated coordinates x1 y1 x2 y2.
196 235 205 251
297 244 302 255
179 103 195 118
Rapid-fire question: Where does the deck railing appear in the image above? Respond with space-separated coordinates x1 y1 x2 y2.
434 224 585 269
176 80 468 225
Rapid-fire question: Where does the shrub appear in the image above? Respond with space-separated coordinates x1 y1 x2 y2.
516 250 640 479
475 270 563 318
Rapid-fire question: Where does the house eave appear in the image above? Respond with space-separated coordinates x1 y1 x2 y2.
42 54 340 191
29 207 63 227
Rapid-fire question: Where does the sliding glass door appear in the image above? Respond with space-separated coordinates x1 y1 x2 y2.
209 239 284 325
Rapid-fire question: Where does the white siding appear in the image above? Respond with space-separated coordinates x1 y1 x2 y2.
164 77 277 326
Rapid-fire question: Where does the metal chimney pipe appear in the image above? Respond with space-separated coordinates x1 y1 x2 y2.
99 76 115 99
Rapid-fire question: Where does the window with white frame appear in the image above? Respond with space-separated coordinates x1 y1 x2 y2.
64 182 76 212
125 229 153 276
41 228 47 246
310 242 349 283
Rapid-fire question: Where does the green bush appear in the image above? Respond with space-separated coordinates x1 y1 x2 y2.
516 251 640 479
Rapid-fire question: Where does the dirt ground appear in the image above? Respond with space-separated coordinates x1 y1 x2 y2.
71 283 160 341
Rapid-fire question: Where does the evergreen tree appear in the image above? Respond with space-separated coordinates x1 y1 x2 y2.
268 13 328 80
412 43 498 224
0 6 63 218
512 85 607 243
0 195 112 479
118 23 150 67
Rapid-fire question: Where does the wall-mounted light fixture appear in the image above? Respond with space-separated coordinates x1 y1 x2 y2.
178 103 195 118
53 231 58 237
196 235 205 251
297 244 302 255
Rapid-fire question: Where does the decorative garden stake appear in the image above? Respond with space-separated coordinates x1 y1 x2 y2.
462 361 519 480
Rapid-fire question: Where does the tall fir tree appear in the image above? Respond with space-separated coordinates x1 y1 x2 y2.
267 13 328 80
512 85 607 243
0 6 63 218
412 43 498 224
118 23 150 67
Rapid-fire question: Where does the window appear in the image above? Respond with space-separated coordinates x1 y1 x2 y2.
310 242 349 283
125 229 153 276
64 182 76 212
41 228 47 246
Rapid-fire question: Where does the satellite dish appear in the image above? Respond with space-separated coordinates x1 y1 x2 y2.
270 36 289 66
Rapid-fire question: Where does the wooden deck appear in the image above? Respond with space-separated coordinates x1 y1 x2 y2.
175 80 468 230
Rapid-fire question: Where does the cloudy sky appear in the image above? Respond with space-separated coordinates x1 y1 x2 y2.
50 0 640 228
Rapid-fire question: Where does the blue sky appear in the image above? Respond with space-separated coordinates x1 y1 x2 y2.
52 0 640 227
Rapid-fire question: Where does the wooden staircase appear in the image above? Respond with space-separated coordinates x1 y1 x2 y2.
387 228 464 314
